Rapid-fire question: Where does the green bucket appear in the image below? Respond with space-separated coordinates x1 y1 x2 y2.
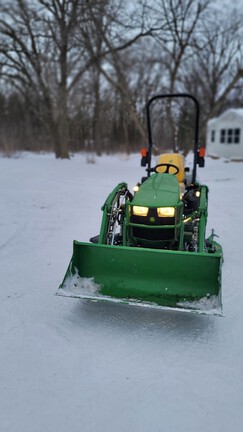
58 241 222 314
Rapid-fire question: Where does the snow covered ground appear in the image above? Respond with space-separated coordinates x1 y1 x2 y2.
1 152 242 432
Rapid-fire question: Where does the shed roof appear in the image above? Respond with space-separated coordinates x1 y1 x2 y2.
208 108 243 125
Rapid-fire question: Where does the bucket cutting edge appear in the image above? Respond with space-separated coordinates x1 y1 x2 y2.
58 241 222 313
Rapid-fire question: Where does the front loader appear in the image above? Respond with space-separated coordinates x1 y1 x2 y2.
58 94 223 315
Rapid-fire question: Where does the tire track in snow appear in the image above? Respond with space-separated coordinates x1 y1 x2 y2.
0 223 27 252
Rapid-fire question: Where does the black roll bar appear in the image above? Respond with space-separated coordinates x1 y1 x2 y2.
146 93 200 184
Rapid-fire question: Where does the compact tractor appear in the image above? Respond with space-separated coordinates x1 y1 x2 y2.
58 94 223 314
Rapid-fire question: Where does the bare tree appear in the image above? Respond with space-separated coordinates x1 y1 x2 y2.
147 0 212 150
0 0 85 158
77 0 166 151
153 0 211 92
183 7 243 143
0 0 242 157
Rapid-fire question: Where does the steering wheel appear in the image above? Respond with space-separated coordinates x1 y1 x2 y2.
149 163 179 175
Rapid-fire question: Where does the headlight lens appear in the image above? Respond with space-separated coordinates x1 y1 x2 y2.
133 206 149 216
157 207 175 217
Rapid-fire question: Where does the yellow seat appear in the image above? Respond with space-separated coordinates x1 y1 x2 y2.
156 153 185 192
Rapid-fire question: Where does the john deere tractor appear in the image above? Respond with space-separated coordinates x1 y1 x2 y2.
58 94 223 315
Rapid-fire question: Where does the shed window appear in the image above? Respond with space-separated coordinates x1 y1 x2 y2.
220 129 226 143
220 128 241 144
227 129 233 144
211 130 215 142
235 129 240 144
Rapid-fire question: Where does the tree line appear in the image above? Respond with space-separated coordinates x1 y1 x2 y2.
0 0 242 158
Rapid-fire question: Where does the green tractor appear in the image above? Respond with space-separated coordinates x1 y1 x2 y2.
58 94 223 315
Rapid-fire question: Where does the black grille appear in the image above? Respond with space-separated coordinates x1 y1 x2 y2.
131 208 176 241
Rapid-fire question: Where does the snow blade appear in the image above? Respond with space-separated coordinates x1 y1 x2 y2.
58 241 222 315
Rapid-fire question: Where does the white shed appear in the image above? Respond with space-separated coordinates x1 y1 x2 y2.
206 108 243 159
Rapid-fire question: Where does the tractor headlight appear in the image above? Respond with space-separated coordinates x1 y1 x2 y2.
157 207 175 217
133 206 149 216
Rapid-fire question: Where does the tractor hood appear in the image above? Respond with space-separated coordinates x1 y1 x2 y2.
132 173 180 207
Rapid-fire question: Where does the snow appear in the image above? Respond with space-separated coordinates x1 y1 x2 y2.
208 108 243 124
62 269 102 296
1 151 243 432
60 269 223 316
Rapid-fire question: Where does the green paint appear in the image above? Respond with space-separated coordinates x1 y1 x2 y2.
59 171 223 312
59 241 222 309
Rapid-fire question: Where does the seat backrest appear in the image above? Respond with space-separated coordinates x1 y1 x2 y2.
156 153 185 183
